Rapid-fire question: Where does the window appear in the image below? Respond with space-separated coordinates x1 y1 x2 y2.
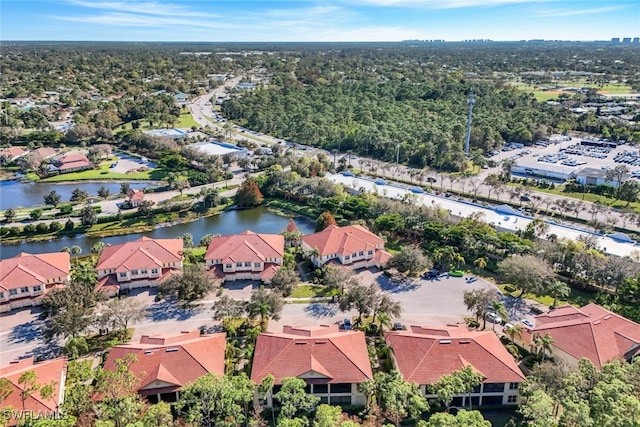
119 272 127 278
236 262 242 267
313 384 328 394
225 264 233 269
141 269 147 274
254 263 261 268
304 383 311 393
483 383 505 393
330 396 351 405
319 396 329 404
509 383 519 390
131 269 138 275
483 396 504 406
244 262 251 267
330 383 351 394
0 292 4 298
507 395 518 403
344 255 350 261
352 253 357 258
151 269 158 274
20 287 29 293
33 286 42 292
9 289 17 296
367 250 373 255
358 251 364 256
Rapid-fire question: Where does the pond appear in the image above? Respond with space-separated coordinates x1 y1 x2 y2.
0 180 157 211
0 206 315 259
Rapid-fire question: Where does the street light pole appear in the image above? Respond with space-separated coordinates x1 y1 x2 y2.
395 143 400 164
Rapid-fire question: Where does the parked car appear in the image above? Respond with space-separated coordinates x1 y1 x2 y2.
392 322 403 331
521 319 534 328
341 318 352 330
502 322 514 332
520 195 531 202
486 312 503 324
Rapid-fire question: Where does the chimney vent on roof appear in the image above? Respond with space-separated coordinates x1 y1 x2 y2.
604 315 612 320
459 340 471 344
144 350 153 355
166 347 179 352
315 340 327 344
295 342 307 345
439 340 451 344
593 320 601 325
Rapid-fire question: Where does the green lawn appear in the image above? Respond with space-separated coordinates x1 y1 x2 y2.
496 284 593 308
176 112 200 129
597 83 634 94
290 284 339 298
41 162 169 182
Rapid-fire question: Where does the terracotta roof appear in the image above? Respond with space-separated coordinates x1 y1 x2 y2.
301 225 384 257
127 189 145 201
96 237 183 272
0 147 27 159
251 325 373 385
0 357 67 416
385 324 525 385
374 250 393 266
260 264 279 281
0 252 70 292
103 331 226 394
205 230 284 264
523 303 640 368
32 147 56 161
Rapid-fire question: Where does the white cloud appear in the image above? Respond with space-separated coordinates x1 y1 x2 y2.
347 0 545 9
534 5 626 17
63 0 217 17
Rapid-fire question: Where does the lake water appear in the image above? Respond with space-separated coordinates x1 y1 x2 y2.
0 180 157 211
0 206 315 259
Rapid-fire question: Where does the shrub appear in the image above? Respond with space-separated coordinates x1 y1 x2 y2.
65 219 74 230
23 224 37 234
36 222 49 233
59 204 73 215
49 221 63 232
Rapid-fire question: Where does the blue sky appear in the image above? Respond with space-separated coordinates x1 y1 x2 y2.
2 0 638 42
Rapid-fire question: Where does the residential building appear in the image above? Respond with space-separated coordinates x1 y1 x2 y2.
31 147 57 163
126 189 145 207
520 303 640 369
0 252 70 313
300 225 392 269
103 331 226 403
205 230 284 284
47 153 93 175
95 237 183 295
251 325 373 407
0 146 27 162
386 325 525 406
0 357 67 424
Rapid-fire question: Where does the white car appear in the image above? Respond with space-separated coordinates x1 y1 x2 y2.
486 312 503 324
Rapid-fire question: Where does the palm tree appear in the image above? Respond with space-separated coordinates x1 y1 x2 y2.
533 333 554 361
489 301 508 332
473 257 487 270
546 280 570 307
505 323 524 343
376 312 393 335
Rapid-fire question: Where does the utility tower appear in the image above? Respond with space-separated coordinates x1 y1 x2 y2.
464 89 475 156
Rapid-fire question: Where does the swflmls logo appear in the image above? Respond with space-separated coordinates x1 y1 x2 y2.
1 409 61 421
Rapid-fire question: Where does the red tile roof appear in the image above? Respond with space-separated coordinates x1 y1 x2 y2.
385 324 525 385
0 252 70 292
301 225 384 257
523 303 640 368
127 189 145 201
96 237 183 273
0 147 27 159
251 325 373 385
0 357 67 416
103 331 226 394
32 147 56 161
205 230 284 264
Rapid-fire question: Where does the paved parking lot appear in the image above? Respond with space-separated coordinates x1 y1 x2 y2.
0 269 542 362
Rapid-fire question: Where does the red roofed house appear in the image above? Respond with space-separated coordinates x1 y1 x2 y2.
520 303 640 369
126 189 146 207
0 357 67 424
96 237 183 296
47 153 93 175
251 325 373 407
300 224 392 269
386 324 525 407
0 146 27 162
0 252 70 313
103 330 226 403
31 147 57 163
204 230 284 284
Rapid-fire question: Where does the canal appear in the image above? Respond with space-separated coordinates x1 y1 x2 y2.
0 206 315 259
0 180 157 211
